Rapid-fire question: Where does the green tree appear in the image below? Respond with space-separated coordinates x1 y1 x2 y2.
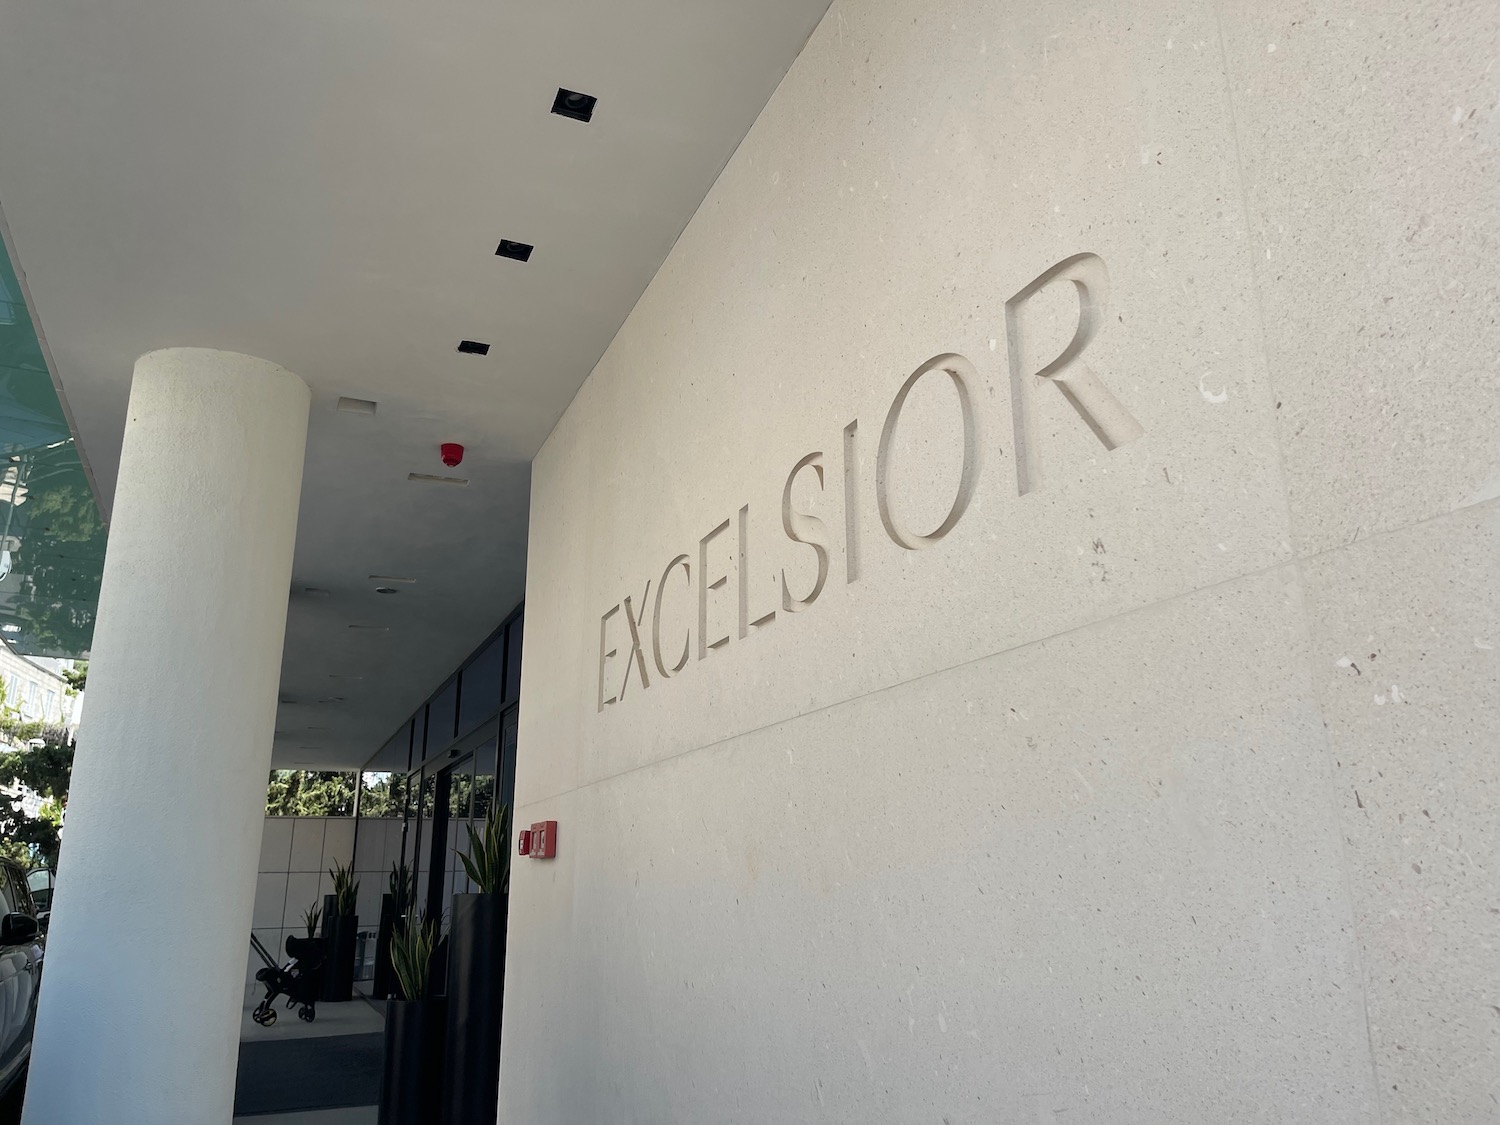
265 770 358 817
0 735 73 868
62 660 87 694
358 772 404 818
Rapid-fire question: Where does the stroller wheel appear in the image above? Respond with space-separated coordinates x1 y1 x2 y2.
260 1006 277 1026
298 1005 315 1022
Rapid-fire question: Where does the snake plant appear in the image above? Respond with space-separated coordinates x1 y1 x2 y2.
390 909 440 1002
456 802 512 895
328 858 359 917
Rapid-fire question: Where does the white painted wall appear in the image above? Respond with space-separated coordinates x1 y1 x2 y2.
505 1 1498 1123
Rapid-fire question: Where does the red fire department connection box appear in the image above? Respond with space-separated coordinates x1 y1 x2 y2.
528 820 557 859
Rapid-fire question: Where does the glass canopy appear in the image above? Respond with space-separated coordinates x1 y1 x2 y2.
0 239 105 658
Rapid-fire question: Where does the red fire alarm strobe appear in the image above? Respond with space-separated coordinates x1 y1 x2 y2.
529 820 557 859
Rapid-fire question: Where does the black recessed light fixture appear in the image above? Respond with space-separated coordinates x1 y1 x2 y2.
456 339 490 355
496 239 534 262
551 87 597 123
374 586 399 595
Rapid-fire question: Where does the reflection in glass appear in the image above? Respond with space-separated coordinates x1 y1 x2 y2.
0 243 106 658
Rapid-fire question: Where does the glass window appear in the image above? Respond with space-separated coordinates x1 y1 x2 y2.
426 681 457 758
44 689 56 718
359 772 402 818
457 634 504 732
448 757 473 821
472 737 497 822
412 708 428 762
0 869 13 915
503 617 523 703
7 868 33 917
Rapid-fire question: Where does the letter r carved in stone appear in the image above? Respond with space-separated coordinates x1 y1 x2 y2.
1005 252 1145 496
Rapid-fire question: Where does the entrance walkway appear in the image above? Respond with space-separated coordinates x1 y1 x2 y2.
233 981 384 1122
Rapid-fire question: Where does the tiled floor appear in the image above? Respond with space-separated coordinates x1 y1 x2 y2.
233 1106 377 1125
240 981 385 1043
236 982 385 1119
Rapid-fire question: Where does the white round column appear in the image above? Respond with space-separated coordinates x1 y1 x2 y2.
23 349 310 1125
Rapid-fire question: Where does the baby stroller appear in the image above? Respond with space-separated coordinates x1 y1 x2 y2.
250 931 325 1025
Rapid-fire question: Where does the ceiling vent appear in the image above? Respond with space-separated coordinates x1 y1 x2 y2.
551 88 597 123
408 473 469 487
456 340 490 355
496 239 534 262
348 624 390 631
368 575 416 584
336 396 378 415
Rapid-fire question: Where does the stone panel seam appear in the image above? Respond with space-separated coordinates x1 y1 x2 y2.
1213 6 1385 1118
521 496 1500 814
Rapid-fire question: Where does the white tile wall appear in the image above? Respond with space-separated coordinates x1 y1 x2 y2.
288 819 328 873
257 819 293 874
244 816 368 997
322 818 356 870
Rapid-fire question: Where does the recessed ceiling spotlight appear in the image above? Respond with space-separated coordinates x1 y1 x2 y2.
456 340 490 355
336 397 378 415
374 587 399 595
551 88 597 123
407 473 469 487
496 239 534 262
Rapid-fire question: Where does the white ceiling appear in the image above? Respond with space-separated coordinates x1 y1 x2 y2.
0 0 830 768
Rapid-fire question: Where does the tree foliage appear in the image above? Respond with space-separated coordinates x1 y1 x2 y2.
0 735 73 869
265 770 358 817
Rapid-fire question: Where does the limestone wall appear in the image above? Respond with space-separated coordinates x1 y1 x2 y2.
505 1 1498 1120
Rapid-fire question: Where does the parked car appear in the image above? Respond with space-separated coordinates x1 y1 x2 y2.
23 870 52 926
0 858 43 1099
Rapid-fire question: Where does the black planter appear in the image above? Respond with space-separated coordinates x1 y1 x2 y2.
441 892 508 1125
379 997 446 1125
373 894 397 1000
319 894 358 1002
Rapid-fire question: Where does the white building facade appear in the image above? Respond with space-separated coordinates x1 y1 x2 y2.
0 645 77 733
0 1 1492 1123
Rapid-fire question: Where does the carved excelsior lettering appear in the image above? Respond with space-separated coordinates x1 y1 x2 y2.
875 353 981 550
1005 252 1144 496
738 505 777 638
780 452 829 613
652 554 692 679
597 603 621 712
697 518 732 659
619 581 652 698
842 420 860 584
594 252 1145 715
